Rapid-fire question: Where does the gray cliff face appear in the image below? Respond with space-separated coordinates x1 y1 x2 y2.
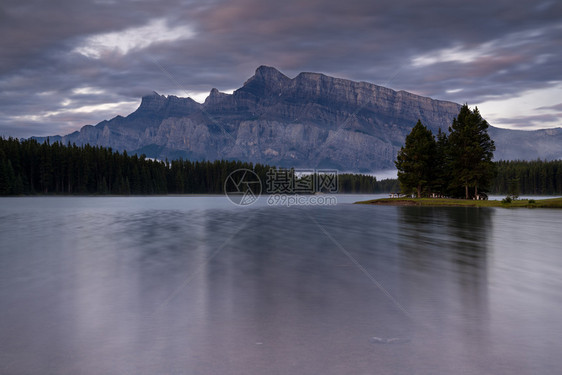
41 66 562 171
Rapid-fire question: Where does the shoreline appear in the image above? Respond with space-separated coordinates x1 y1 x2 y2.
354 197 562 208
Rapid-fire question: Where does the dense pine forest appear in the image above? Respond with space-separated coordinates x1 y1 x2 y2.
490 160 562 196
1 137 561 196
0 137 394 195
0 137 270 195
338 173 399 194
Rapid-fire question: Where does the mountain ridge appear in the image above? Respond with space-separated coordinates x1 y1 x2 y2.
32 66 562 171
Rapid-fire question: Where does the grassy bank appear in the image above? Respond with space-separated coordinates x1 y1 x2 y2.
355 197 562 208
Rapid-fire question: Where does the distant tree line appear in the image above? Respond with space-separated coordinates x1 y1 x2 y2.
3 137 559 196
490 160 562 196
395 105 496 199
338 173 399 193
340 161 562 196
0 137 274 195
0 137 397 195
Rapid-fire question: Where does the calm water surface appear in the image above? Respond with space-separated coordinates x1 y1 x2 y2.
1 196 562 374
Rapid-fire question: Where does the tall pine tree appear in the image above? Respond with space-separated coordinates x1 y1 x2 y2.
395 120 436 197
447 105 495 199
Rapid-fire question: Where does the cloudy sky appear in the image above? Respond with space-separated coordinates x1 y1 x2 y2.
1 0 561 138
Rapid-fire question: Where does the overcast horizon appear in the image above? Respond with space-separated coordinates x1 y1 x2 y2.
1 0 561 138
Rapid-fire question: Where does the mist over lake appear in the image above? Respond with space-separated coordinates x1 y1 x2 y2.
1 196 562 374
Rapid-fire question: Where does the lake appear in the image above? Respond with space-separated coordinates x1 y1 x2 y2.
1 196 562 374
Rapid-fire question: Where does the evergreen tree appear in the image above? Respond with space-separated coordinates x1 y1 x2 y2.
395 120 436 197
447 105 495 199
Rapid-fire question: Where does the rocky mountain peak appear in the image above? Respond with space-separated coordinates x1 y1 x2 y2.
204 88 230 106
239 66 291 97
254 65 290 82
138 91 168 112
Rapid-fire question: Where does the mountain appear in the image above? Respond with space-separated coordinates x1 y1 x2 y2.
488 127 562 161
34 66 562 171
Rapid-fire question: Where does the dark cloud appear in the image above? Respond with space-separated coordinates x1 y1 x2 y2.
1 0 561 137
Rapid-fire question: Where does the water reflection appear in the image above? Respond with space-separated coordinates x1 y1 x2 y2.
395 207 494 373
1 198 562 374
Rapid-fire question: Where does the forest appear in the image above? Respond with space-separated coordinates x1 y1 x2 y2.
1 137 561 196
490 159 562 196
0 137 394 195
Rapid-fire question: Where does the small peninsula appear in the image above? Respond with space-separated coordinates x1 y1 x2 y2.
355 197 562 208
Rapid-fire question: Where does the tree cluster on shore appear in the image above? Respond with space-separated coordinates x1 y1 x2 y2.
0 137 395 195
395 105 496 199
